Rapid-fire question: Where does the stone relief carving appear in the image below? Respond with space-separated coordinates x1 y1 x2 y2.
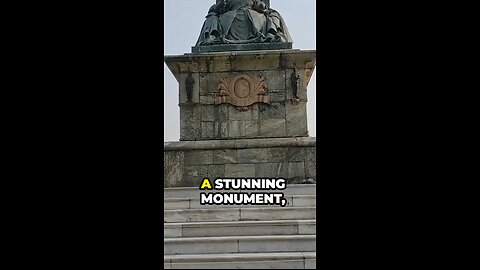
214 73 271 111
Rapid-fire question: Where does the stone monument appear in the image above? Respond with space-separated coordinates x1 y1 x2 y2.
164 0 316 187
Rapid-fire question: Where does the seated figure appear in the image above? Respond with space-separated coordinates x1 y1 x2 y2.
195 0 293 46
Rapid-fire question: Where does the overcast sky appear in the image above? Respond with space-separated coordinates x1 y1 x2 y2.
164 0 316 142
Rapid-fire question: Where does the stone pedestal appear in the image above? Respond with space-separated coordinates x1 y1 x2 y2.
164 49 316 141
164 49 316 187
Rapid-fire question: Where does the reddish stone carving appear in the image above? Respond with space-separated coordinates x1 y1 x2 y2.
215 73 270 111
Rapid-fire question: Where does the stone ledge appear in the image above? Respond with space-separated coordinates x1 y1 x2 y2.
192 43 293 53
164 137 316 151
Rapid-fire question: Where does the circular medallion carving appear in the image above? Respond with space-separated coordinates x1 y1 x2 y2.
234 78 250 98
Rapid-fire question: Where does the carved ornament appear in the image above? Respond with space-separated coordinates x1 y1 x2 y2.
214 73 271 111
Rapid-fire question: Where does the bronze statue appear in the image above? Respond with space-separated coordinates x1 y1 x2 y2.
196 0 293 46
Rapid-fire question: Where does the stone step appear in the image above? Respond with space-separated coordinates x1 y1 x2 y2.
164 184 316 198
165 219 316 238
164 252 316 269
164 206 316 223
164 195 316 210
164 235 316 255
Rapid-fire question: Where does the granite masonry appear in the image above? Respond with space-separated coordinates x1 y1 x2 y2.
164 48 316 188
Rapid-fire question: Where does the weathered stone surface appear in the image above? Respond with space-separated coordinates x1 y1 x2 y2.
201 105 214 121
255 162 285 178
261 70 286 90
207 72 229 94
285 101 308 137
165 137 316 151
199 73 208 94
304 147 316 178
258 102 286 120
165 50 316 79
184 150 214 165
207 164 225 180
269 91 286 102
201 121 214 139
237 148 267 163
239 148 287 164
213 149 237 164
244 120 259 137
182 165 208 187
286 147 306 162
284 162 305 178
199 94 215 104
179 72 200 104
164 151 184 187
259 118 286 137
228 120 245 138
213 105 229 139
225 164 255 177
180 106 201 140
228 105 258 121
184 165 208 178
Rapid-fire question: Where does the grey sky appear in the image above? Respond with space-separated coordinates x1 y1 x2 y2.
164 0 316 142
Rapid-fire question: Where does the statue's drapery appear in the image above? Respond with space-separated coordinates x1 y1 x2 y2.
196 0 293 46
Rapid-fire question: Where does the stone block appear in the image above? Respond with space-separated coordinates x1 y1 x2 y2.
286 147 307 162
284 162 305 178
164 151 184 188
207 72 229 93
183 150 214 165
199 73 208 95
225 164 255 177
259 119 286 137
229 53 280 71
199 94 215 105
261 69 286 90
304 147 316 178
258 102 286 120
228 105 257 121
201 121 214 139
207 164 225 180
180 106 201 140
244 120 259 137
228 120 245 138
237 148 266 163
269 91 286 102
285 101 308 137
178 72 200 104
213 121 228 139
267 147 287 162
183 165 208 178
201 105 214 121
255 162 284 178
213 149 237 164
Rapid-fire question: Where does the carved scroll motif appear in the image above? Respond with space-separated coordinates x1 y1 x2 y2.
214 73 271 111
